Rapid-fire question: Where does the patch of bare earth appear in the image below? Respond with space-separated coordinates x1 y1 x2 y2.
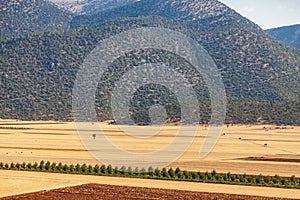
241 155 300 163
1 184 297 200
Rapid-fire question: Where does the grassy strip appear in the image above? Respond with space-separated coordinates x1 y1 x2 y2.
0 127 31 130
0 161 299 189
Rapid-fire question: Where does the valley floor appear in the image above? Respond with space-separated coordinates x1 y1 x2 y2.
0 121 299 177
0 170 299 199
0 121 299 198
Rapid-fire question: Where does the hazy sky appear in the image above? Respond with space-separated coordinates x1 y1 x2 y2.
219 0 300 29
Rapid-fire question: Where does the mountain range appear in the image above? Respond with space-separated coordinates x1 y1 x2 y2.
51 0 138 15
267 24 300 49
70 0 237 28
1 0 299 124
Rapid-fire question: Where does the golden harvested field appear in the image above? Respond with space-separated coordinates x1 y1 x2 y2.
0 120 299 198
0 121 299 177
1 170 300 199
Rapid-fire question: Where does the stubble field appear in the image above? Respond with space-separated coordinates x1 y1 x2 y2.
0 120 299 198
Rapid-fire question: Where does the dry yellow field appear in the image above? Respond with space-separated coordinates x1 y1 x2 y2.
1 170 300 199
0 121 299 177
0 121 300 198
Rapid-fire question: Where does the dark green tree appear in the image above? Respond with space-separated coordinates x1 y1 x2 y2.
63 164 69 172
81 164 88 173
100 165 107 174
75 164 81 172
69 164 75 172
45 161 51 170
39 160 45 170
26 163 32 170
10 163 15 169
161 168 169 178
51 162 57 171
107 165 113 174
94 164 100 174
148 166 154 176
154 168 161 177
168 168 175 178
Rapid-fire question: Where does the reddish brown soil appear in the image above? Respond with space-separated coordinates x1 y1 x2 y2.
242 156 300 163
1 184 297 200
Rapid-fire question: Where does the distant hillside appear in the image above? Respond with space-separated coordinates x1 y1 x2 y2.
71 0 237 28
1 0 299 124
70 0 300 102
266 24 300 49
1 16 299 124
50 0 138 15
0 0 73 38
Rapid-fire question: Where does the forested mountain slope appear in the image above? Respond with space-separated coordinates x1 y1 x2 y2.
1 0 299 124
1 16 299 124
0 0 73 38
71 0 237 28
267 24 300 49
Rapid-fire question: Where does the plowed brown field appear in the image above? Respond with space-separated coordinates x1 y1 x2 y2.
1 183 298 200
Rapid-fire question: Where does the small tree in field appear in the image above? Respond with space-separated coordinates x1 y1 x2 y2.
75 164 81 173
175 168 181 175
183 171 191 179
26 163 32 170
161 168 169 178
272 175 280 185
290 175 296 184
16 163 21 170
107 165 113 174
45 161 51 170
88 165 93 173
69 164 75 173
81 164 87 173
21 162 26 169
39 160 45 170
10 163 15 169
100 165 107 174
154 168 161 177
247 176 254 183
56 163 63 172
51 162 57 171
32 162 38 170
281 179 287 186
240 174 247 183
140 168 146 176
63 164 69 172
191 172 199 180
133 167 139 175
120 166 127 175
114 166 119 175
177 171 184 179
94 164 100 174
168 168 175 178
264 176 271 184
211 170 217 178
127 166 133 175
148 166 154 177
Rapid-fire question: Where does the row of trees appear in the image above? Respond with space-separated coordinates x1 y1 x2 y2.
0 161 299 189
